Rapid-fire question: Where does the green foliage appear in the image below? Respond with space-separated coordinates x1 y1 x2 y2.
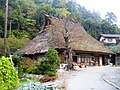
0 38 4 55
0 36 30 54
35 48 60 76
83 18 120 39
11 30 30 39
7 36 29 53
69 12 84 24
55 8 70 18
36 4 56 26
0 10 4 37
12 55 22 67
66 0 77 12
44 71 57 77
0 56 19 90
45 48 60 69
12 56 36 77
0 0 120 45
0 25 3 38
83 18 101 38
52 0 66 8
21 57 36 74
34 0 52 4
35 60 53 74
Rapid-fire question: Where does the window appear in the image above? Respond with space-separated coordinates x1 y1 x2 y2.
73 56 77 62
108 38 113 42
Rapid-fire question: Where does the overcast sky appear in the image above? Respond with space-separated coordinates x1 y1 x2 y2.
76 0 120 26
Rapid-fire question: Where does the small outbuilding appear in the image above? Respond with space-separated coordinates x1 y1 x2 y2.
99 34 120 65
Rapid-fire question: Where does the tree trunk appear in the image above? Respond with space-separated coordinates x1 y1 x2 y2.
66 48 73 70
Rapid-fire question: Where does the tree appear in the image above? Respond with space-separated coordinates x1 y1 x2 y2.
77 5 91 19
69 12 84 24
1 0 120 55
34 0 52 4
0 0 5 9
0 36 30 55
105 12 117 24
63 21 73 70
55 8 70 18
83 18 103 38
91 10 101 21
9 0 37 31
35 4 55 29
52 0 66 8
9 1 25 30
66 0 77 12
61 17 79 70
0 10 4 37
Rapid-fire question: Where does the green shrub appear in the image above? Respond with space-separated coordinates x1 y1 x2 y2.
12 55 22 67
0 56 19 90
45 71 57 77
45 48 60 70
35 60 52 74
21 57 36 74
0 36 30 55
12 56 37 77
35 48 60 76
12 55 24 78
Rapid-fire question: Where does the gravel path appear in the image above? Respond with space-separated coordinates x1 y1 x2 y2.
57 66 120 90
101 66 120 89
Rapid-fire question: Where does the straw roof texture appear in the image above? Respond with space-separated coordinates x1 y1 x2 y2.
16 16 113 55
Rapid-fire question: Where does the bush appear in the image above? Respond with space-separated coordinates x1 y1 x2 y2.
12 55 24 78
0 56 19 90
12 56 36 77
21 57 36 74
12 55 22 67
0 36 30 55
35 48 60 76
45 48 60 70
45 71 57 77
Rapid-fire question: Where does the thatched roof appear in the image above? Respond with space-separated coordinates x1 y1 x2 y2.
16 16 113 55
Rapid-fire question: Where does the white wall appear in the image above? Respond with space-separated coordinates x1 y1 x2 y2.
100 37 117 44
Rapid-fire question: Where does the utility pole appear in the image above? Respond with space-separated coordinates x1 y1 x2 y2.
4 0 8 55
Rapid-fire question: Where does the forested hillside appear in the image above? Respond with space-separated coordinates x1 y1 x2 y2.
0 0 120 54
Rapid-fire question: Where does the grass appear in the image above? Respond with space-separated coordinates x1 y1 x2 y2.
61 81 66 90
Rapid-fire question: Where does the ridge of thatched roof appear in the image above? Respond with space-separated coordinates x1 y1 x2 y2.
101 34 120 38
16 16 113 55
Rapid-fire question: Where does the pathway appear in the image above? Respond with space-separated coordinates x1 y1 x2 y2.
58 67 119 90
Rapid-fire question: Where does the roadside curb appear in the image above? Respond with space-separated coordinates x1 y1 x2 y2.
102 76 120 90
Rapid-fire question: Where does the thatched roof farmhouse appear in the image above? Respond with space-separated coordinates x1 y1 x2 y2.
16 15 114 66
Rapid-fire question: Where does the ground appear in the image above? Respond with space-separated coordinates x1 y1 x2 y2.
56 66 120 90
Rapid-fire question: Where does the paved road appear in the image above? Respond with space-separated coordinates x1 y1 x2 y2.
62 67 119 90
